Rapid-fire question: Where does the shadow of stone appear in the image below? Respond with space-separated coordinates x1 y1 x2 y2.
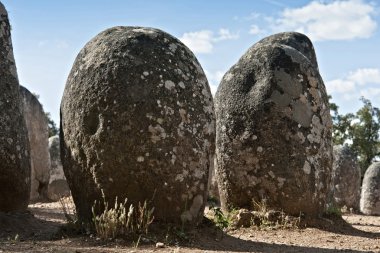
303 214 380 239
0 210 62 241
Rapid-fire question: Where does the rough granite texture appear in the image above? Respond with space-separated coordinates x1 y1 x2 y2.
20 86 51 201
47 135 70 201
360 162 380 215
0 2 31 211
215 32 332 218
331 145 361 211
60 26 215 224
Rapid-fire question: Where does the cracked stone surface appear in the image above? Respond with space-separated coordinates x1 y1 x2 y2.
60 26 215 225
331 145 361 211
215 32 332 218
360 162 380 215
0 1 31 211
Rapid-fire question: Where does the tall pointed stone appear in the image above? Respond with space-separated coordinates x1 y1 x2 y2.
20 86 51 201
0 2 31 211
215 32 332 218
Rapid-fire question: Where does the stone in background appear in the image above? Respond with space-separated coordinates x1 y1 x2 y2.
20 86 51 201
47 135 70 201
360 162 380 215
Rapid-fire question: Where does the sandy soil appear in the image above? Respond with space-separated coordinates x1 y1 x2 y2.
0 201 379 253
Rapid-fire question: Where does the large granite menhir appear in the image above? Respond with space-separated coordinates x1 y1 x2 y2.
215 32 332 218
61 26 215 225
0 2 31 211
360 162 380 215
331 145 361 211
47 135 70 201
20 86 51 201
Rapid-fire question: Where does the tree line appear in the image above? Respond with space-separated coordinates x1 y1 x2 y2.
329 96 380 178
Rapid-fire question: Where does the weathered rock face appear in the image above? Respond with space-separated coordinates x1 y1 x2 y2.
60 26 215 224
0 2 31 211
20 86 51 201
360 162 380 215
47 135 70 201
215 32 332 217
331 145 361 211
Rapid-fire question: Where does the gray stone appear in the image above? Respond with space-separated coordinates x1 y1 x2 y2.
215 32 332 218
47 135 70 201
331 145 361 211
208 157 220 203
20 86 51 201
0 2 31 211
360 162 380 215
60 26 215 224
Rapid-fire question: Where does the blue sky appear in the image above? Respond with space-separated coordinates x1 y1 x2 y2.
2 0 380 123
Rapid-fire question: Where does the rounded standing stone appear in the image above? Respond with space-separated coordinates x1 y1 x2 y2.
215 32 332 218
331 145 361 211
60 26 215 224
0 2 31 211
47 135 70 201
20 86 51 201
360 162 380 215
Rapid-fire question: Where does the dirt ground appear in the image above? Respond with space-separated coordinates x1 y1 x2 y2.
0 201 379 253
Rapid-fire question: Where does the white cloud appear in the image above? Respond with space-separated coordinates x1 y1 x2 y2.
180 29 238 54
326 79 355 93
272 0 377 41
215 28 239 41
326 68 380 101
347 68 380 85
205 70 225 95
249 25 264 35
179 30 213 53
360 88 380 98
37 39 69 49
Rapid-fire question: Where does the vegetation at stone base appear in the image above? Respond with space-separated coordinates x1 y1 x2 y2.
251 200 301 230
324 204 343 217
91 192 155 240
329 96 380 177
45 112 59 137
210 206 233 229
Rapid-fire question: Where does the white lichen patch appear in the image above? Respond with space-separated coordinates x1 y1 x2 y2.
175 170 189 182
277 177 286 188
164 80 175 90
303 161 311 174
148 125 166 143
178 81 185 89
169 43 178 53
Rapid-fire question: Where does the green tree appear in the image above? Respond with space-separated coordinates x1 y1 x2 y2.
329 96 380 176
45 112 59 137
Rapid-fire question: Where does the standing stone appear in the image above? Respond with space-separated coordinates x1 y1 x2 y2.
0 2 31 211
208 157 220 203
47 135 70 201
60 26 215 224
331 145 361 211
20 86 51 201
215 32 332 218
360 162 380 215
